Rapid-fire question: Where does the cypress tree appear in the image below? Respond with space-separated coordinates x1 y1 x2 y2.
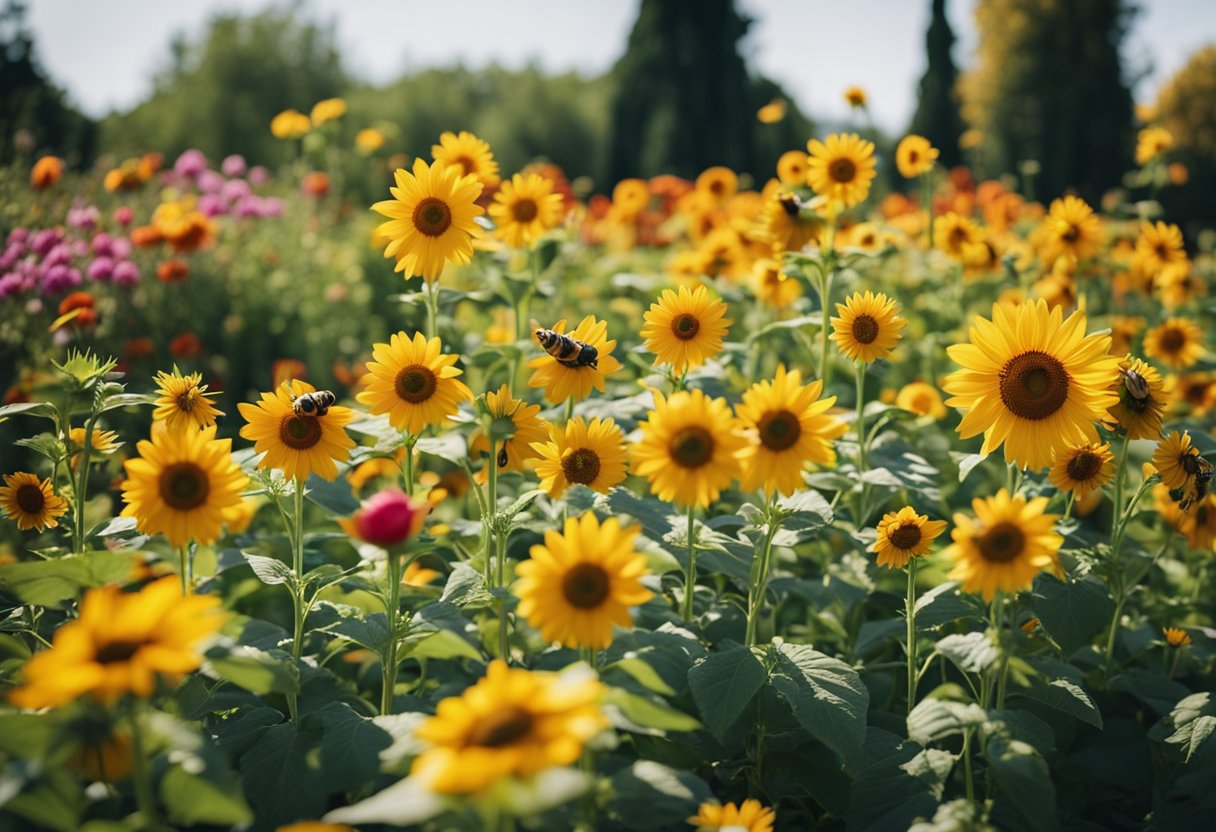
909 0 964 168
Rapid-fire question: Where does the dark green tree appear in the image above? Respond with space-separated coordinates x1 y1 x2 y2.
909 0 964 168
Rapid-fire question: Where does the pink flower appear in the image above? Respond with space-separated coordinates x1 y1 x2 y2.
113 206 135 227
343 489 429 547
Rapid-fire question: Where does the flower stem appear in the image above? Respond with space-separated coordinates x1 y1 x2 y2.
922 172 935 250
1111 433 1131 544
178 545 192 595
682 504 697 622
425 277 440 340
402 434 416 496
381 551 403 715
127 702 158 828
817 264 835 388
745 497 780 648
854 361 868 526
74 414 96 555
288 479 306 719
905 557 919 715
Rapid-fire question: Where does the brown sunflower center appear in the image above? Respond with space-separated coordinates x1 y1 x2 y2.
1159 327 1185 353
851 314 880 345
976 521 1026 563
908 150 920 164
561 448 601 485
670 426 715 469
998 350 1070 421
889 523 923 550
1061 224 1080 243
95 639 143 665
279 414 323 450
511 198 538 223
1154 243 1169 260
395 364 438 404
176 389 197 413
158 462 210 511
757 409 802 452
466 706 534 748
1066 451 1104 482
948 226 968 248
15 484 45 514
561 562 611 609
828 157 857 183
412 197 452 238
671 313 700 341
452 156 475 176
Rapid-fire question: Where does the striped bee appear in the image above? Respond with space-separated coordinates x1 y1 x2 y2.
1122 368 1152 411
497 443 509 469
1174 451 1214 511
290 389 336 418
777 192 803 218
534 329 598 369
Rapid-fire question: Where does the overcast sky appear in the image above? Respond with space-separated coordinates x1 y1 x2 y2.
25 0 1216 132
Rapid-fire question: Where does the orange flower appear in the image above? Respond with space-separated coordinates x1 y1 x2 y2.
31 156 63 190
301 171 330 197
170 332 203 359
156 259 190 283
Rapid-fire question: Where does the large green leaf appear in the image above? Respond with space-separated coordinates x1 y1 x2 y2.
0 551 140 607
1009 677 1103 729
687 644 767 738
160 765 253 826
205 644 300 696
608 761 712 831
846 728 954 832
603 688 701 734
1152 692 1216 763
323 775 446 827
936 632 998 674
986 736 1057 832
1028 574 1113 654
906 698 986 746
769 642 869 765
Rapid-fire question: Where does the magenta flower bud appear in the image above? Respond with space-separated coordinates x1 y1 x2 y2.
197 169 224 194
109 237 132 260
111 260 139 287
87 256 114 282
68 205 100 230
113 206 135 227
221 154 247 177
248 166 269 186
346 489 428 547
174 149 208 178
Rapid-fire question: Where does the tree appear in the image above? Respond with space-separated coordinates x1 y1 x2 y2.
959 0 1136 200
909 0 964 169
1156 45 1216 226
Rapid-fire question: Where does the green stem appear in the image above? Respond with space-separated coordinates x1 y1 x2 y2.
425 278 440 340
1111 434 1131 544
744 498 780 648
854 361 868 526
127 702 158 828
682 505 697 622
564 395 575 423
962 729 976 802
905 558 919 716
178 546 192 595
402 435 416 496
922 172 935 250
817 262 835 387
288 479 306 719
993 593 1010 710
74 414 96 555
381 552 403 715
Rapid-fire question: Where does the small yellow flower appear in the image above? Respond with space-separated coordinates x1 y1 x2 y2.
527 316 622 404
873 506 948 569
469 385 548 473
831 291 906 363
531 417 627 498
806 132 877 207
153 369 224 431
355 128 386 154
1163 626 1192 647
689 798 776 832
270 109 311 140
309 97 347 125
1048 443 1115 500
432 130 500 189
944 489 1063 602
1136 126 1174 165
489 172 564 249
641 284 732 375
896 134 939 178
895 382 947 419
238 380 355 482
0 472 68 532
357 332 473 435
1144 317 1204 370
843 86 868 108
756 99 787 124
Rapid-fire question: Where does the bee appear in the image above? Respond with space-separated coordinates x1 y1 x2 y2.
497 443 509 469
1122 368 1152 412
777 192 802 218
535 329 598 369
1174 451 1214 511
290 389 336 418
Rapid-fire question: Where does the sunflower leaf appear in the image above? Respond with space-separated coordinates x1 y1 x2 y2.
688 644 767 737
769 642 869 766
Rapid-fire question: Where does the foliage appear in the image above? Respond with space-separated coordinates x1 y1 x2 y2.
1156 45 1216 227
909 0 965 170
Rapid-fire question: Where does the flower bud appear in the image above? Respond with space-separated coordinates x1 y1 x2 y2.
345 489 428 547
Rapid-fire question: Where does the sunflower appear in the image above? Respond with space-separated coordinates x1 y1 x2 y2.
152 368 223 431
8 576 225 708
238 380 356 482
640 284 732 374
896 135 939 178
1048 443 1115 499
896 382 947 419
531 417 627 497
357 332 473 435
843 86 868 108
489 172 564 249
1163 626 1193 647
515 513 652 649
611 178 651 219
935 212 981 260
736 366 847 496
776 150 808 186
944 489 1063 602
410 660 606 794
831 291 906 364
1144 317 1204 370
0 472 68 532
527 315 622 403
873 506 948 569
1173 372 1216 417
944 299 1120 471
469 385 547 473
1179 496 1216 549
758 193 820 252
270 109 311 140
1108 356 1167 439
631 389 748 508
1153 431 1202 492
1136 126 1174 165
68 427 121 468
121 424 249 548
695 166 738 204
806 133 877 207
1135 221 1187 277
757 99 787 124
1039 196 1102 265
751 258 802 309
431 130 500 189
371 158 485 281
689 799 776 832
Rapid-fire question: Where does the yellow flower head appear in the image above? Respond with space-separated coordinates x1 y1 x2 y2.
68 426 121 468
489 172 564 249
757 99 787 124
935 212 980 260
944 489 1063 602
895 382 947 419
1048 443 1115 500
355 128 386 154
896 134 939 178
1152 431 1203 492
470 384 548 473
527 316 622 404
873 506 948 570
806 133 877 207
1040 196 1102 265
270 109 311 140
776 149 808 186
689 798 776 832
758 192 820 253
309 97 346 125
611 178 651 219
238 380 355 482
1136 126 1174 165
641 284 732 375
1162 626 1192 648
831 291 906 363
432 130 500 189
153 368 224 431
356 332 473 435
1144 317 1204 371
751 258 802 309
0 472 68 532
531 417 627 498
695 167 738 204
1135 221 1187 278
843 86 868 108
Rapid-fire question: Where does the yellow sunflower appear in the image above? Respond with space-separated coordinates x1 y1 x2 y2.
896 134 939 178
238 380 356 482
757 99 787 124
357 332 473 435
0 472 67 532
515 513 652 649
895 382 947 419
873 506 948 570
1108 356 1167 439
944 489 1063 602
1153 431 1202 492
640 284 732 374
371 157 485 281
527 315 622 404
1048 443 1115 500
806 133 877 207
1173 372 1216 417
121 424 249 548
751 258 802 309
736 366 847 496
695 166 738 204
689 799 776 832
1163 626 1192 647
630 389 748 508
831 291 906 363
1180 496 1216 549
611 178 650 219
1136 126 1174 166
9 576 225 708
844 86 868 108
469 385 548 473
531 417 627 497
1039 196 1102 265
410 660 606 794
431 130 500 189
488 172 564 249
1144 317 1204 370
934 212 980 260
152 368 223 431
776 150 809 186
944 299 1120 471
1136 221 1187 277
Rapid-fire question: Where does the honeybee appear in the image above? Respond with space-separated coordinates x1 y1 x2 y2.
290 389 336 418
777 192 802 218
497 443 509 469
1122 368 1152 412
1174 450 1214 511
535 329 598 368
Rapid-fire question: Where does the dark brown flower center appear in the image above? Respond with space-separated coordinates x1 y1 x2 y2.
1160 327 1186 353
466 707 534 748
158 462 210 511
279 415 323 450
828 158 857 183
561 562 611 609
977 521 1025 563
395 365 438 404
671 313 700 341
758 409 801 452
670 426 714 469
998 350 1070 421
453 156 475 176
851 314 879 345
1061 224 1080 243
176 389 197 413
511 198 538 223
15 484 45 514
908 150 920 164
889 523 923 550
95 640 143 665
561 448 601 485
948 226 968 248
412 197 452 237
1066 451 1104 482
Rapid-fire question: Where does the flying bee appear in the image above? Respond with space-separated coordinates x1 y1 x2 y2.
497 443 509 469
290 389 336 418
535 329 598 368
777 192 802 218
1174 451 1214 511
1122 368 1152 412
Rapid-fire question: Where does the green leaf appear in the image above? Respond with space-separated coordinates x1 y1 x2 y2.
15 433 63 462
914 582 987 629
985 736 1057 832
603 688 701 734
607 655 676 696
954 452 989 483
1154 692 1216 763
769 642 869 765
1010 677 1103 729
687 644 767 738
846 728 954 832
0 551 140 607
0 401 57 423
323 775 446 827
1028 574 1114 654
936 632 998 674
906 698 986 746
607 487 677 541
416 432 468 464
206 645 300 695
1 768 85 832
0 712 57 759
98 392 157 414
241 552 293 586
303 472 359 516
608 761 712 831
502 488 544 521
160 765 253 826
439 562 494 609
488 768 590 816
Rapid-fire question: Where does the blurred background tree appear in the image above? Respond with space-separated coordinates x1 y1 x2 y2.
959 0 1136 201
909 0 964 169
1156 45 1216 226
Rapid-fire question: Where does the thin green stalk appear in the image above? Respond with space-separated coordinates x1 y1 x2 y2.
381 552 403 715
993 593 1011 710
127 702 158 828
564 395 575 423
402 435 416 496
854 361 868 525
288 480 307 719
425 278 440 340
74 415 96 555
682 505 697 621
905 558 919 715
1111 433 1131 544
744 498 780 647
178 546 192 595
922 172 935 250
962 729 976 802
817 264 835 387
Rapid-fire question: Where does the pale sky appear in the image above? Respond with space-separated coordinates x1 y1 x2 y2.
25 0 1216 132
